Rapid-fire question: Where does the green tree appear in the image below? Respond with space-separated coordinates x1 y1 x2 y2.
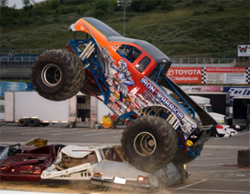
159 0 174 11
0 0 8 7
22 0 31 7
93 0 115 18
130 0 157 12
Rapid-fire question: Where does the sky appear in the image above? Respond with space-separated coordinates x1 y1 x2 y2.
7 0 46 9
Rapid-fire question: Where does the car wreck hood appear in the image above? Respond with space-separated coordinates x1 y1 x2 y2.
60 145 93 158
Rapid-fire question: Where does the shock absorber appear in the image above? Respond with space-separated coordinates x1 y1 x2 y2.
79 42 95 61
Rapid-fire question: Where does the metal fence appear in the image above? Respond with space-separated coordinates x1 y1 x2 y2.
171 58 236 67
0 57 37 66
0 56 237 66
0 49 49 55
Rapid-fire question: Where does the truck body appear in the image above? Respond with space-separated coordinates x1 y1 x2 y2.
4 91 77 126
232 97 250 127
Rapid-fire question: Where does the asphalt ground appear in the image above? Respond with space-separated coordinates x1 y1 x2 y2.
0 123 249 194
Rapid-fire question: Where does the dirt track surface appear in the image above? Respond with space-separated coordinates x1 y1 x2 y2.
0 181 92 193
0 181 173 194
0 124 249 194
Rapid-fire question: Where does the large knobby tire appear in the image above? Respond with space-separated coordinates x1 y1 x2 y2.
172 143 204 165
31 50 85 101
121 116 178 173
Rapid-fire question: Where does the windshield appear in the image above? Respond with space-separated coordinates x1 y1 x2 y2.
0 146 6 154
117 44 142 63
205 105 213 112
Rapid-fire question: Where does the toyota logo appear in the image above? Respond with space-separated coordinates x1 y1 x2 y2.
167 69 174 76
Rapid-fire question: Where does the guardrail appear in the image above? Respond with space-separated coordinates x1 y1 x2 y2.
0 57 37 66
171 58 236 66
0 49 49 55
0 56 237 66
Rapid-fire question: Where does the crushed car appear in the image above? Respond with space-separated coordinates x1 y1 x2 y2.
40 145 108 183
0 144 65 182
40 144 187 190
91 159 159 191
31 17 219 173
0 138 48 162
0 144 22 162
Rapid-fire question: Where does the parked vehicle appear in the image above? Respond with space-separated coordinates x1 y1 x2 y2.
31 17 217 173
4 91 77 127
187 92 230 116
189 95 238 137
190 96 227 124
0 144 65 182
214 125 237 138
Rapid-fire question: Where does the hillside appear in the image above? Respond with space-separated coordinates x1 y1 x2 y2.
0 0 249 58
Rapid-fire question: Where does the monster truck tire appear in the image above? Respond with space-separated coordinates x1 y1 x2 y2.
31 50 85 101
121 116 178 173
172 143 204 165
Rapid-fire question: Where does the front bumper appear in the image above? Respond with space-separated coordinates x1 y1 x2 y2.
193 125 213 147
91 177 152 192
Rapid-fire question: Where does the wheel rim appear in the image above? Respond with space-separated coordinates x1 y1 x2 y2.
133 132 157 156
41 63 62 87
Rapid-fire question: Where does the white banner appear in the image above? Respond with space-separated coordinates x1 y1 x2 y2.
238 45 250 57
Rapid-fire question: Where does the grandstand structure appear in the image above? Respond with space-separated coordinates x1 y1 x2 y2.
0 49 238 80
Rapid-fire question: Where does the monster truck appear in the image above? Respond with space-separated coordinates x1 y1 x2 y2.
31 17 217 173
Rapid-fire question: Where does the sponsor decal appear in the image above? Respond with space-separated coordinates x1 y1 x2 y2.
166 67 202 84
223 86 250 103
109 87 114 93
113 91 120 99
0 81 26 97
238 45 250 57
140 77 184 120
206 67 246 73
109 96 116 102
206 67 247 84
228 87 250 96
119 108 125 114
111 44 119 51
239 45 248 53
181 86 221 92
167 68 202 76
115 110 122 116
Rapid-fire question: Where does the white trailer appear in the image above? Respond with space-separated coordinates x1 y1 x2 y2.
4 91 77 127
4 91 116 128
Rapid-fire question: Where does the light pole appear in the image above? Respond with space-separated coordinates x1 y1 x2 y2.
117 0 131 37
